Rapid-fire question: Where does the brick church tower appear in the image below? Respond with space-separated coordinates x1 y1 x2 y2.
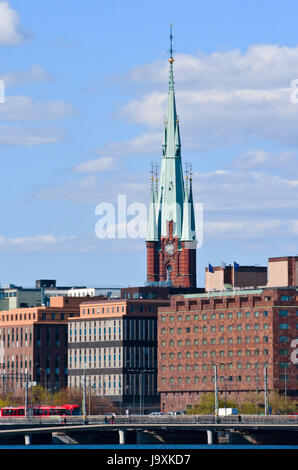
146 31 197 288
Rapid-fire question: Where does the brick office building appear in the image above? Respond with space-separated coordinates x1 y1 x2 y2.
68 298 170 413
0 296 82 393
158 287 298 412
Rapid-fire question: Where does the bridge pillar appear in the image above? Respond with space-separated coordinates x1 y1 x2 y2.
119 430 125 445
207 430 213 445
24 434 31 445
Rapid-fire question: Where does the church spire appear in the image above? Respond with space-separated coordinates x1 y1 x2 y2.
146 26 197 288
146 162 158 241
163 24 181 159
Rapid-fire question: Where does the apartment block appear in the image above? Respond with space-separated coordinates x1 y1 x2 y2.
158 287 298 412
68 298 170 413
0 296 81 393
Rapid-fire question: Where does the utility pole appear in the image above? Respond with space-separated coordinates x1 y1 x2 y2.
285 363 288 413
83 364 87 418
25 370 28 418
139 371 143 414
214 364 218 414
224 376 227 415
264 364 268 415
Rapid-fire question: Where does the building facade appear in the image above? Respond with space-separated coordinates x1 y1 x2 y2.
205 264 267 292
0 296 81 393
158 287 298 412
146 48 197 289
68 298 170 413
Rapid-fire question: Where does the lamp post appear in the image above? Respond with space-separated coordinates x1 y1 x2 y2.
264 364 268 415
284 362 289 414
213 364 218 415
83 363 87 418
139 371 143 414
25 370 28 418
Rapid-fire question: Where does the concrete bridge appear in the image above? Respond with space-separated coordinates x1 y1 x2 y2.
0 415 297 445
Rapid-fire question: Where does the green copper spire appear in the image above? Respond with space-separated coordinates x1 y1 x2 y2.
181 163 197 242
147 26 196 242
157 25 184 238
146 164 159 241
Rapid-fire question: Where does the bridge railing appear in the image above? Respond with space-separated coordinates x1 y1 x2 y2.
0 414 298 426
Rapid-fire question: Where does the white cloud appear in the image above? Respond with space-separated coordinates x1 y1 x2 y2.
0 233 77 252
0 96 78 121
93 132 161 157
0 65 51 87
193 168 298 211
0 126 66 146
233 149 296 171
0 1 29 45
110 44 298 149
127 45 298 90
74 156 116 173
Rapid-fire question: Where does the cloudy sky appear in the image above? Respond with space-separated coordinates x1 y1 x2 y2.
1 0 298 287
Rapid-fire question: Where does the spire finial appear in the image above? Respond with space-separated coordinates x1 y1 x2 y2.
189 162 193 188
169 23 174 63
185 162 189 191
150 161 155 188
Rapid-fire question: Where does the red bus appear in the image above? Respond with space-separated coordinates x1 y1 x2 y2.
0 404 81 417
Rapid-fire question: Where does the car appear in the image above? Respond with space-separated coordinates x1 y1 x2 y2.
149 412 163 416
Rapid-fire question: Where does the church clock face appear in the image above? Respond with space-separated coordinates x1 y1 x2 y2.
165 243 175 256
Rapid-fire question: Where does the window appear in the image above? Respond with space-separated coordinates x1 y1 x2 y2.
279 324 289 330
279 310 288 317
279 362 290 368
279 336 289 342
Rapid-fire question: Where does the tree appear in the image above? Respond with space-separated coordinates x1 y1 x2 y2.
187 392 237 414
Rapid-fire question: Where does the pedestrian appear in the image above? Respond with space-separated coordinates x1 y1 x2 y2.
104 416 108 424
238 414 241 423
111 415 115 424
64 417 67 425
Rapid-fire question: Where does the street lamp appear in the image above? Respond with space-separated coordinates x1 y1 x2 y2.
83 363 87 418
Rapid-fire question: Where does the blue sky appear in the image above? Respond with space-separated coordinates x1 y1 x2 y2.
1 0 298 288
